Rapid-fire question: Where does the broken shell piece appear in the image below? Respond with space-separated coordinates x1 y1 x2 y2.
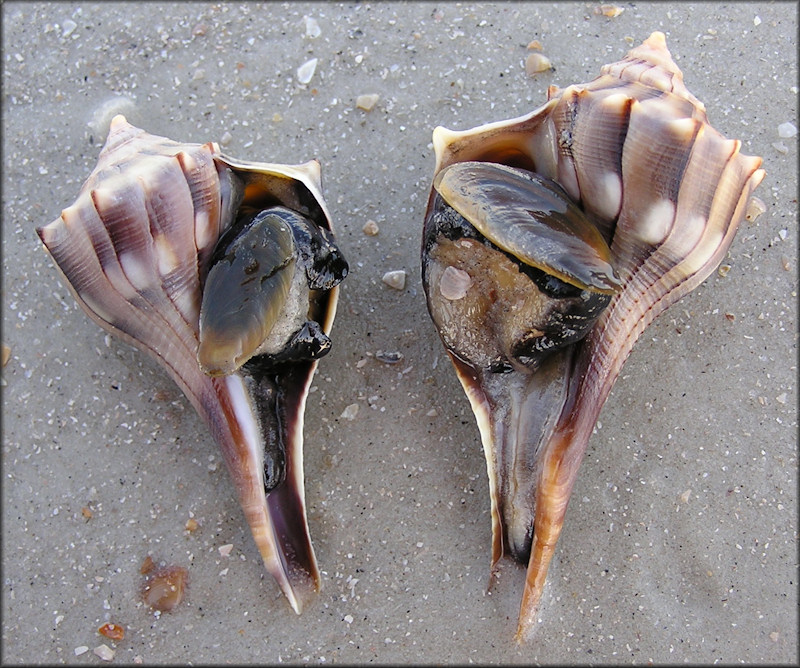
97 623 125 641
745 196 767 222
340 403 359 420
142 565 189 612
376 350 404 364
297 58 318 84
303 16 321 39
525 53 552 76
595 4 625 17
382 269 407 290
93 645 115 662
439 265 473 300
362 219 380 236
356 93 380 111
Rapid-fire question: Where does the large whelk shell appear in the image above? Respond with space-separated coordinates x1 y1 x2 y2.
421 32 764 641
36 115 349 614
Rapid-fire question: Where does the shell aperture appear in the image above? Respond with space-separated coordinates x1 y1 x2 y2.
425 185 615 374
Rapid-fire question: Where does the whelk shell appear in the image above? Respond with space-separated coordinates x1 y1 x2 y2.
421 32 764 641
36 115 348 614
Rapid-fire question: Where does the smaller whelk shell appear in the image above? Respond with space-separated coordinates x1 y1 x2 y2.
37 115 348 616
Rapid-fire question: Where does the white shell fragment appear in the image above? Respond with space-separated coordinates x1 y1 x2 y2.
745 196 767 222
439 266 472 300
382 270 407 290
356 93 380 111
303 16 321 38
778 121 797 138
525 53 552 76
93 645 115 661
362 219 379 236
340 403 359 420
296 58 318 84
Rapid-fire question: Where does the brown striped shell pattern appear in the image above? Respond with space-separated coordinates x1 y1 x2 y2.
37 115 348 614
421 32 764 641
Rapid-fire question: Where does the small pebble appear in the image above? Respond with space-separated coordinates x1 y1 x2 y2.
297 58 318 85
594 4 625 18
62 19 77 37
340 403 359 420
219 131 233 146
772 142 789 154
93 645 115 662
777 121 797 138
525 53 552 76
376 351 404 364
769 631 779 642
356 93 380 111
74 646 89 656
382 270 406 290
2 344 10 367
303 16 321 38
362 219 379 236
753 15 762 26
218 543 234 557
